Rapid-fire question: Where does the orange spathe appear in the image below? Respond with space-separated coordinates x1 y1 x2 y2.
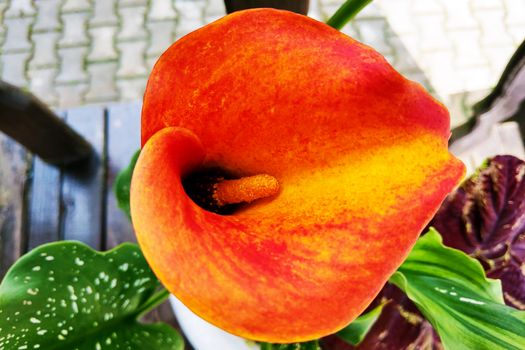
131 9 465 342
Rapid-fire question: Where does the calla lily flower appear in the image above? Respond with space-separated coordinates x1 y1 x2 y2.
130 9 465 343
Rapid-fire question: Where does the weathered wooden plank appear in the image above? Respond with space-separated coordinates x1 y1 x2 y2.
0 81 92 166
25 113 65 250
61 106 106 249
105 103 141 248
25 157 61 250
0 134 31 278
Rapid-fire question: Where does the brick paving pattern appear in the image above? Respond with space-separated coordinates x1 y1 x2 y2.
0 0 524 126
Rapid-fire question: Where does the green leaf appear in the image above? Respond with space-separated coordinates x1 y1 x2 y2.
0 242 183 350
336 301 385 346
390 229 525 350
114 150 140 218
326 0 373 30
259 340 320 350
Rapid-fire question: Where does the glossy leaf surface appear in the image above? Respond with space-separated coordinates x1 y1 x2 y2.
336 302 385 346
0 242 183 350
391 229 525 350
115 150 140 218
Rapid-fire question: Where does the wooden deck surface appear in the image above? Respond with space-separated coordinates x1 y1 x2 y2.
0 102 193 344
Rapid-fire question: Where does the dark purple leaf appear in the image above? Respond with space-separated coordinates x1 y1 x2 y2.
321 284 442 350
430 155 525 310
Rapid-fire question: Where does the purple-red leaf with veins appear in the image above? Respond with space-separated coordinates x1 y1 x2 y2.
322 155 525 349
321 284 442 350
431 155 525 310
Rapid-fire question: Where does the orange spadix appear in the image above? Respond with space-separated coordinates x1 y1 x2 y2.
214 174 279 206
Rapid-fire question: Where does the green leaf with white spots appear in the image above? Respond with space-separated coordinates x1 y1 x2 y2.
115 150 140 219
0 242 183 350
390 229 525 350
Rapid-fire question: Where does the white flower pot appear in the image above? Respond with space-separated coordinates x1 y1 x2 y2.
169 295 260 350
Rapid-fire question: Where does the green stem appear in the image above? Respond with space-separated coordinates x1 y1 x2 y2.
136 288 171 318
326 0 374 30
259 343 273 350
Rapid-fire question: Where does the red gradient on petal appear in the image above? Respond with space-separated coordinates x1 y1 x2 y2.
131 9 465 342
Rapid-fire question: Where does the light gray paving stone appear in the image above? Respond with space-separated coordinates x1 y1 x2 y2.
146 21 175 57
4 0 34 18
174 0 209 36
90 0 117 27
414 13 453 51
505 0 525 26
340 22 361 41
455 66 493 92
56 47 88 83
403 70 433 92
175 0 205 21
475 8 514 46
506 25 525 45
62 0 90 13
148 0 177 21
317 2 341 22
146 55 159 72
419 51 462 95
120 0 148 6
0 3 6 29
2 17 32 52
452 30 489 68
374 0 417 35
59 12 89 47
441 0 477 30
29 31 60 68
87 26 118 61
33 0 60 32
1 52 28 88
412 0 443 14
116 41 148 78
387 35 420 73
355 18 392 55
382 53 395 67
176 18 206 38
0 2 7 29
117 77 147 101
55 83 88 108
306 0 322 21
483 45 518 82
117 6 147 41
355 2 382 18
203 12 222 24
28 67 58 105
1 52 30 87
204 0 226 18
471 0 503 10
85 62 119 102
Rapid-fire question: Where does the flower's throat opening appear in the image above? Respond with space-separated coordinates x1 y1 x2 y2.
182 168 280 215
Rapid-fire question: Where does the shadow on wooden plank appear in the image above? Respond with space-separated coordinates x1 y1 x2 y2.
26 147 62 250
0 134 31 278
106 102 141 248
61 106 106 250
